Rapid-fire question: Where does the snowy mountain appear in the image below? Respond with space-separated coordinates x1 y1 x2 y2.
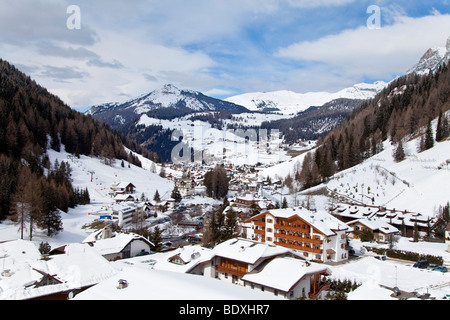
225 81 387 115
407 36 450 75
87 84 249 127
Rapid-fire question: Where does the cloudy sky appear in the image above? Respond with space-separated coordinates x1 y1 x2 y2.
1 0 449 111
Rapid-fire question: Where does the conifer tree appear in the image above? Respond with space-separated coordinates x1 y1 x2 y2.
148 226 163 252
393 140 405 162
436 111 449 142
153 190 161 202
171 186 182 203
282 197 288 209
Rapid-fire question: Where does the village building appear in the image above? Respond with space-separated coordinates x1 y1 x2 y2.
245 208 350 263
0 240 116 300
330 203 436 238
113 194 135 203
82 228 154 261
113 237 331 300
241 256 331 300
111 202 138 226
110 182 136 195
176 178 195 197
205 238 331 300
346 218 399 244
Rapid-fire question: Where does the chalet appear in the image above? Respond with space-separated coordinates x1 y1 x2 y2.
241 256 331 300
235 195 260 207
205 238 331 300
0 240 116 300
245 207 350 263
111 182 136 195
176 178 195 197
114 194 135 203
82 228 154 261
347 218 399 244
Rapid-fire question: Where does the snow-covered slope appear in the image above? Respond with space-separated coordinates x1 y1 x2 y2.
12 146 173 247
260 116 450 218
225 81 387 115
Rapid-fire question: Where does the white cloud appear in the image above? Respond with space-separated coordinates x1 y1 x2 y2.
286 0 356 8
276 13 450 81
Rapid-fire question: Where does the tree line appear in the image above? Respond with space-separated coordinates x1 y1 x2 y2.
294 62 450 191
0 59 156 237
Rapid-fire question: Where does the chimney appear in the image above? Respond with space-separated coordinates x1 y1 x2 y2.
118 279 128 289
102 227 112 239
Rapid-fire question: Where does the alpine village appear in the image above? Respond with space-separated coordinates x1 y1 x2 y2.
1 6 450 306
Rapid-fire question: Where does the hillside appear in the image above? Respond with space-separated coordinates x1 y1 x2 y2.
260 62 450 219
0 59 157 229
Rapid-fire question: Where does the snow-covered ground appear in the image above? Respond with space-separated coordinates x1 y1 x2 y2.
260 119 450 218
0 146 175 248
1 126 450 299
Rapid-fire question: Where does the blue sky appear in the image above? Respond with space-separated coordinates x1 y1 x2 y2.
0 0 449 110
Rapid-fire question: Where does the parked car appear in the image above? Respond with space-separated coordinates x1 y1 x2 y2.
427 264 438 270
413 260 429 269
374 255 387 261
433 266 448 273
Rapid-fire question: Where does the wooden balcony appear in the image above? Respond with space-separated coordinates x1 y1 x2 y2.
253 220 265 227
275 223 310 233
309 283 331 300
254 228 265 235
274 241 323 254
274 232 323 245
216 265 248 278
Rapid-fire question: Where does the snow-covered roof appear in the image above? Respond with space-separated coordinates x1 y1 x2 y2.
250 207 349 237
83 233 153 256
0 241 116 300
72 267 283 300
211 238 292 265
331 203 435 228
347 218 399 234
242 257 331 292
115 245 213 274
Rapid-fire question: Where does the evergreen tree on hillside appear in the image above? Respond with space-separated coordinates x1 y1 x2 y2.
419 119 435 152
393 140 405 162
153 190 161 202
436 111 449 142
171 186 182 203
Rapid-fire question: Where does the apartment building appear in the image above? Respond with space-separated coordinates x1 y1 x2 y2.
245 207 350 263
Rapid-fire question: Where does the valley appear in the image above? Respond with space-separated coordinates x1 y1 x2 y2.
1 28 450 303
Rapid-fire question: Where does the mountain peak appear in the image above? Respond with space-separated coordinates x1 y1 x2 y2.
408 36 450 75
159 84 181 94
